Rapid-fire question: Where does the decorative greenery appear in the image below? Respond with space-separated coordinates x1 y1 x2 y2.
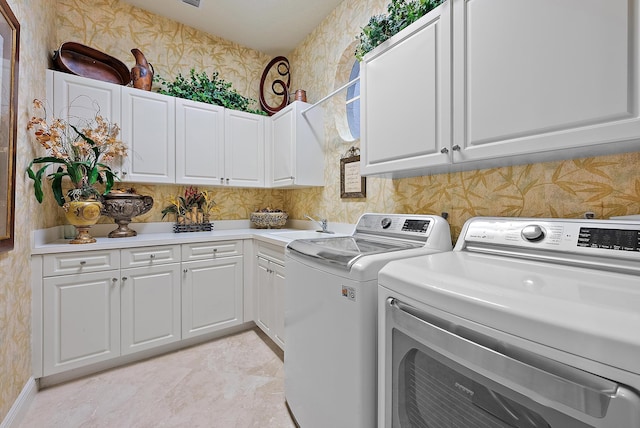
355 0 445 60
156 69 267 115
26 99 127 206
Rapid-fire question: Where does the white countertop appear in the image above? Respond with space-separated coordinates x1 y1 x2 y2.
32 220 354 254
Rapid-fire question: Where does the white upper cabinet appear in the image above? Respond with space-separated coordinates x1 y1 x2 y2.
269 101 324 187
49 70 121 127
224 109 266 188
360 0 640 178
360 1 452 177
175 98 225 185
120 87 176 183
46 70 325 188
451 0 640 165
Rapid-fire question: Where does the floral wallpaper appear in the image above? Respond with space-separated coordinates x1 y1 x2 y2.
0 0 57 419
3 0 640 420
54 0 288 223
286 0 640 239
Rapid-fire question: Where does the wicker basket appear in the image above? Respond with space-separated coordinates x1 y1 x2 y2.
250 211 288 229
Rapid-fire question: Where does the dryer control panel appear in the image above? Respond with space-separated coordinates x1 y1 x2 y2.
460 217 640 263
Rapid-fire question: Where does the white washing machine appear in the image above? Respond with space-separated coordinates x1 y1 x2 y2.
284 213 452 428
378 217 640 427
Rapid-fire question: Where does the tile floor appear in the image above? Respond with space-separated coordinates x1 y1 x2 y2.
19 328 297 428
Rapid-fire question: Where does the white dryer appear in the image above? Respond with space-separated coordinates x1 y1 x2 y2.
285 213 452 428
378 217 640 427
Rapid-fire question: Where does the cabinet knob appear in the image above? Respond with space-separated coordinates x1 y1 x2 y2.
150 254 156 259
122 276 128 281
290 176 295 180
122 171 128 177
80 260 87 266
183 269 188 274
440 147 449 154
226 178 229 184
452 145 461 151
112 278 117 283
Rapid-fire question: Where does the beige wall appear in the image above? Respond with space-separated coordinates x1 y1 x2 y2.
55 0 640 240
54 0 287 225
3 0 639 418
287 0 640 239
0 0 57 419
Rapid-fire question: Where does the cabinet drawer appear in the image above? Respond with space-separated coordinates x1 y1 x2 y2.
182 240 243 261
256 242 285 265
43 250 120 277
121 245 181 268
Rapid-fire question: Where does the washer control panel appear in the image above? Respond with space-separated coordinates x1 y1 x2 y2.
462 217 640 259
355 214 435 239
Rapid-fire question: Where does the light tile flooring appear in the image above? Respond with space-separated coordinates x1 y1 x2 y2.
19 328 297 428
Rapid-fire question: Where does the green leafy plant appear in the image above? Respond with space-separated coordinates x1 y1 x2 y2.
156 69 266 115
26 99 127 206
355 0 444 61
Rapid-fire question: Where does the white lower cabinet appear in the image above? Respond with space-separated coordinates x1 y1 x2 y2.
43 270 121 376
255 243 286 349
37 241 245 378
120 264 181 355
181 241 244 339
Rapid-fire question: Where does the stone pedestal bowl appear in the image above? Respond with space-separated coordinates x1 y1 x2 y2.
101 191 154 238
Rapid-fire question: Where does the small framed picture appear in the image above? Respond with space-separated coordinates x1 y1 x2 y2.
340 155 366 199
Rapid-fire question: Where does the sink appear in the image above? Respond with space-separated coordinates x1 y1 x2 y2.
269 230 339 240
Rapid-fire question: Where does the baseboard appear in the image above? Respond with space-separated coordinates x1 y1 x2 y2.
0 377 38 428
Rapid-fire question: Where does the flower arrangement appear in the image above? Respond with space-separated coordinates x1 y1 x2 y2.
26 99 127 206
162 186 217 225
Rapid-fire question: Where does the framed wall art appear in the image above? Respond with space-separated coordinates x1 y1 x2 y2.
340 146 366 199
0 0 19 253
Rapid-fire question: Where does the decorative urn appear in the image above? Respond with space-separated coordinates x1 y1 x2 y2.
101 190 154 238
63 199 103 244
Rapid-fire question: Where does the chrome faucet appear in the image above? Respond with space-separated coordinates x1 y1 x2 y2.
305 215 334 233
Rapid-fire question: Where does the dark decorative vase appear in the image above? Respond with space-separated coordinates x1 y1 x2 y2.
101 191 154 238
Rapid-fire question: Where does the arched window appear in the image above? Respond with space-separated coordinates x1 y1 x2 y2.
345 60 361 140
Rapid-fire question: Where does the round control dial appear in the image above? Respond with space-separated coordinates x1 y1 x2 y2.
521 225 545 242
381 217 392 229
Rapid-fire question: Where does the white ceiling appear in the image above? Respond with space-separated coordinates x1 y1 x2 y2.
120 0 345 56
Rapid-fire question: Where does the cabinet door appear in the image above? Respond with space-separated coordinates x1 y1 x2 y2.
175 98 225 185
120 264 181 355
361 2 451 177
49 70 121 127
182 256 244 339
272 261 286 349
121 87 175 183
224 110 265 187
255 256 274 334
270 107 295 187
452 0 640 163
43 270 120 375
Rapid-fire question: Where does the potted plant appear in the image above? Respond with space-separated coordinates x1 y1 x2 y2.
162 186 217 232
355 0 444 60
26 99 127 243
156 69 266 115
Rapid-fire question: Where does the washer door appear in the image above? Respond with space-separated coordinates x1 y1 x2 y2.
384 298 640 428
